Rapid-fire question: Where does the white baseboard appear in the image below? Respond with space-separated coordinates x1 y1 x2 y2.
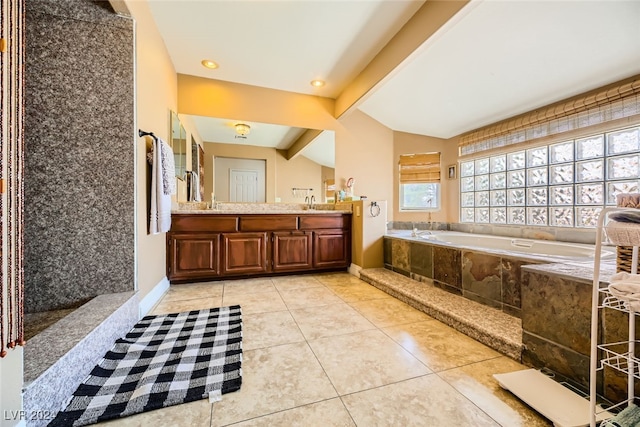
138 277 170 318
349 263 362 278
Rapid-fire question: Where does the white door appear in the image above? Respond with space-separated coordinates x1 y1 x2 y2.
229 169 258 202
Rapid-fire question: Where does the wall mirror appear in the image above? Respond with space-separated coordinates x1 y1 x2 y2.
181 114 335 203
170 111 187 179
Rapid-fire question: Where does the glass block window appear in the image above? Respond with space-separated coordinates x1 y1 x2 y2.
460 125 640 227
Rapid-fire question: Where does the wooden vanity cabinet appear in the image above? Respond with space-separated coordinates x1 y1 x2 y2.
299 215 351 269
272 231 313 272
312 229 351 268
167 213 351 282
221 232 268 275
168 233 221 281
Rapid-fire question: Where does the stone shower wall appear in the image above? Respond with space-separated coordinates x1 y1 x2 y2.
24 0 134 312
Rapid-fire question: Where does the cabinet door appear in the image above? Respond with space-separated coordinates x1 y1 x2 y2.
313 229 351 269
168 233 220 281
272 231 313 272
222 232 268 275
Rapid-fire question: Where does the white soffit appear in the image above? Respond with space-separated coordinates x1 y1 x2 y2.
358 0 640 139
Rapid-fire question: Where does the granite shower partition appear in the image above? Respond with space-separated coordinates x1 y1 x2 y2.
384 234 539 317
24 0 135 313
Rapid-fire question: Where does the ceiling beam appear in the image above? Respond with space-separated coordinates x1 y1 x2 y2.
285 128 323 161
334 0 470 119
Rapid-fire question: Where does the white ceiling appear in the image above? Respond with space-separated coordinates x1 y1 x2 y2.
149 0 640 156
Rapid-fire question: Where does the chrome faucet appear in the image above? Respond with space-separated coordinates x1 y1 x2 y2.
309 195 316 210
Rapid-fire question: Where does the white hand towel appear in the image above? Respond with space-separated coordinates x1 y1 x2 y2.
609 272 640 311
160 139 176 195
150 138 173 234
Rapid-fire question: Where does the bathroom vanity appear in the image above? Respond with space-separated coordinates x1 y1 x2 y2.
167 211 352 282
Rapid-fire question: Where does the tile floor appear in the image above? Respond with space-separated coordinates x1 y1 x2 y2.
103 272 552 426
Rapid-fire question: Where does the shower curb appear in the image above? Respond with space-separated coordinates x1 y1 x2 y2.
22 292 138 427
359 268 523 360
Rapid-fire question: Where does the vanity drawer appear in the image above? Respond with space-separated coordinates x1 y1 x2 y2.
299 215 349 230
240 215 298 231
171 215 238 232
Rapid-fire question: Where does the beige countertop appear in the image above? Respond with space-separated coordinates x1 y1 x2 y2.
172 209 352 215
172 202 352 215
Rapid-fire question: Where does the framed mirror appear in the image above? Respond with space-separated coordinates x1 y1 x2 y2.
182 115 335 203
170 111 187 179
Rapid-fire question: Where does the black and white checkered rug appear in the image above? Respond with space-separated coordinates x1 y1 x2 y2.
48 305 242 427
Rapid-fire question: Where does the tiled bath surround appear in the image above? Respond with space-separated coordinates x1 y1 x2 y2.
519 262 638 402
385 227 635 401
24 0 135 312
384 234 538 317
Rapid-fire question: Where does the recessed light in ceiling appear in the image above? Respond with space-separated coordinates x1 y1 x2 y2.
201 59 219 69
310 79 325 88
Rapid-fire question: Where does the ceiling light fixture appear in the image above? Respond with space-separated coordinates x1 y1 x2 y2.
201 59 219 69
235 123 251 136
310 79 325 88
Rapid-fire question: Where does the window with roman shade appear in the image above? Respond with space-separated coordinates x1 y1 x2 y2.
399 153 441 210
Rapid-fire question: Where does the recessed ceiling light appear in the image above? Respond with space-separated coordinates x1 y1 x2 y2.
310 79 325 88
201 59 219 69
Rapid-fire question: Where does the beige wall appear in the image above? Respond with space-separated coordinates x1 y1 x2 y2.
335 110 394 217
127 0 177 300
392 131 459 223
276 153 323 203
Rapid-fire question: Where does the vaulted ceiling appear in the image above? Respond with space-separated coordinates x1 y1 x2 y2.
148 0 640 164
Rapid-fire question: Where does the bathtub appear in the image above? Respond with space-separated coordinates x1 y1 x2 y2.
389 230 615 262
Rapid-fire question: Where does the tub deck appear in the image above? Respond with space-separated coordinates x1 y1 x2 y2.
360 268 523 360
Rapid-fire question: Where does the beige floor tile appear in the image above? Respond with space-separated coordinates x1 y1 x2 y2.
438 357 553 427
242 310 305 351
342 375 499 427
279 286 343 309
271 275 324 292
308 329 431 395
160 282 224 304
100 398 212 426
314 272 363 286
150 297 223 315
349 297 433 327
325 281 391 303
231 398 356 426
222 291 287 315
289 302 375 340
210 342 337 426
382 320 501 371
223 278 276 296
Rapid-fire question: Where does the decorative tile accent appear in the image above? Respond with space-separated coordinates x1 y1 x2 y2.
410 243 433 279
462 252 502 308
433 246 462 290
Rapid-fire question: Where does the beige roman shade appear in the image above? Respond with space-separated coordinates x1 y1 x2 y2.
459 75 640 155
399 153 441 184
